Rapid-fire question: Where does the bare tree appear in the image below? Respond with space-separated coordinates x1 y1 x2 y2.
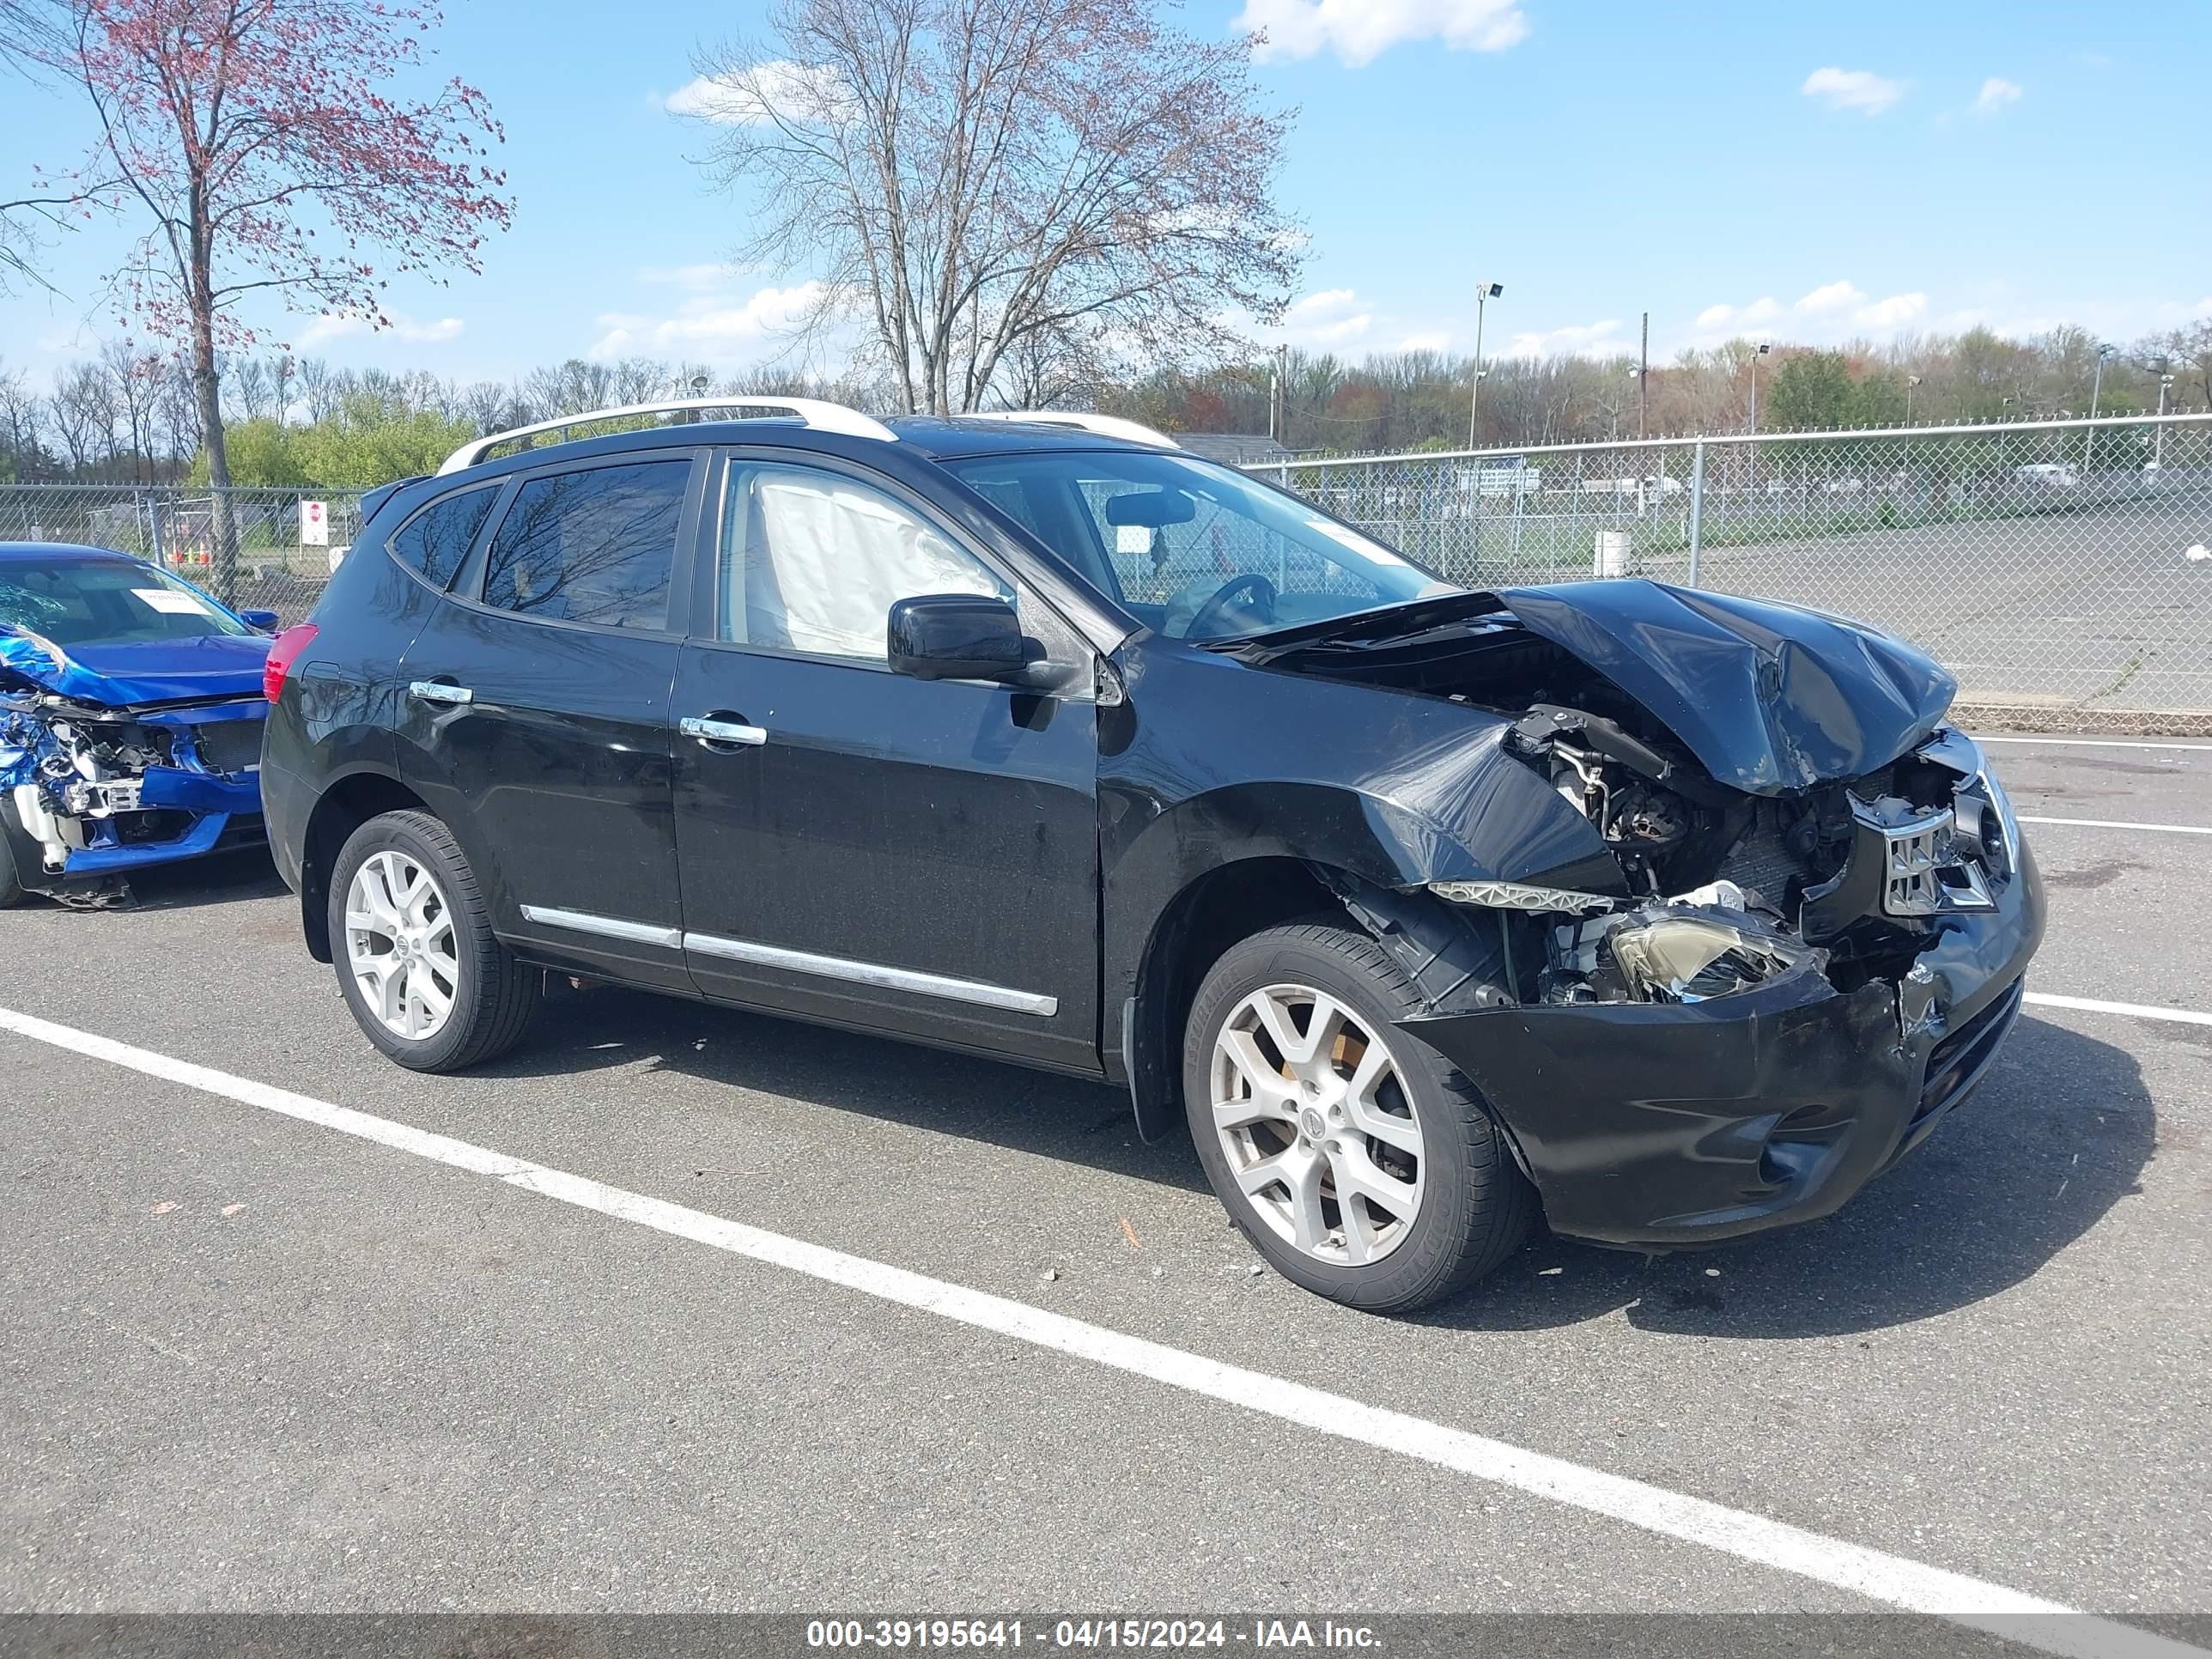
686 0 1298 415
298 357 338 422
229 355 275 422
0 358 46 478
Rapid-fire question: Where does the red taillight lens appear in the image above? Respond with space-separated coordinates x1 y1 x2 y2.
263 623 319 703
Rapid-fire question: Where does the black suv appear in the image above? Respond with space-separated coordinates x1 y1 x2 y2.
262 401 2044 1312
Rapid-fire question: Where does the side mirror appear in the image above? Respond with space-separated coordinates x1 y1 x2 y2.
887 593 1029 683
240 609 282 632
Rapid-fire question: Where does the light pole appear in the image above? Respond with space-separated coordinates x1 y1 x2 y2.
1906 374 1922 425
2156 372 2176 469
1468 281 1503 449
2084 343 2115 471
1747 342 1771 434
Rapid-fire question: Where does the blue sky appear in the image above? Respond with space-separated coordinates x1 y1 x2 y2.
3 0 2207 384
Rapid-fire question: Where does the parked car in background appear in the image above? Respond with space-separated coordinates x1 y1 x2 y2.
1 543 276 906
2013 462 2081 490
261 400 2042 1314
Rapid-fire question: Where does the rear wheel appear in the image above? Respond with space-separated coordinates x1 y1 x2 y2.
1183 920 1534 1313
327 810 538 1072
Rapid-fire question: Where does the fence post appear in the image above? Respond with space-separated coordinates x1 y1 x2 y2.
1686 436 1707 587
144 490 164 568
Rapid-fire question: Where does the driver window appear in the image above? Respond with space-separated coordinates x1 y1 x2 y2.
719 462 1011 660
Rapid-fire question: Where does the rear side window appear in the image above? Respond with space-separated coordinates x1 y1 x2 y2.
387 485 499 590
482 459 690 630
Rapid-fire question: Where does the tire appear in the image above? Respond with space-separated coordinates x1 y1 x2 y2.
326 809 538 1072
1183 919 1535 1313
0 824 21 908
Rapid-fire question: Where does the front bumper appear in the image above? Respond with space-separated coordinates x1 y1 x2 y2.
1404 842 2045 1248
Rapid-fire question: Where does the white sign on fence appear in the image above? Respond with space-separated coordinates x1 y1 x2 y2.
300 500 329 546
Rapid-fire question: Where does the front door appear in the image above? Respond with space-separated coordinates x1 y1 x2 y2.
398 450 704 992
672 453 1101 1072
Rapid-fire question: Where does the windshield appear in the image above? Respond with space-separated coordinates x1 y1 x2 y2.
944 449 1459 640
0 558 254 648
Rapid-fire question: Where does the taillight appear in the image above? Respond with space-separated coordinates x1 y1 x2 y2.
263 623 319 703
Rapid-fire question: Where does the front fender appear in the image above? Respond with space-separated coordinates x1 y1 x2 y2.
1101 743 1617 1030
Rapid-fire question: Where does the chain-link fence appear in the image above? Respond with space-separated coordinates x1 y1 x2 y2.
1250 413 2212 731
0 485 367 624
5 415 2208 727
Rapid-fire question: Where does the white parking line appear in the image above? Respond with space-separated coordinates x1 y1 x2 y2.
0 1005 2199 1659
2024 993 2212 1029
1973 736 2211 752
2019 815 2212 836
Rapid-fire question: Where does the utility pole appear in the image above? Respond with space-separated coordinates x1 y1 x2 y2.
1638 311 1650 441
2084 343 2114 471
1906 374 1922 425
1747 341 1771 434
1271 343 1288 443
1468 281 1503 449
2156 372 2175 469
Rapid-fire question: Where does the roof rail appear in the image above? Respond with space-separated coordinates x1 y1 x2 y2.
436 397 898 476
964 410 1180 450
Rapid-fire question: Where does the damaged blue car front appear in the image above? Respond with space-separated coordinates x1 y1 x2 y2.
1 542 275 906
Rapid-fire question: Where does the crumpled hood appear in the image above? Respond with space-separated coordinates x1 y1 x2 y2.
0 629 270 708
1498 580 1956 795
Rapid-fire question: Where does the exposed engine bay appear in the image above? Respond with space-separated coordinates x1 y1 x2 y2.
1255 607 2021 1011
1 678 266 902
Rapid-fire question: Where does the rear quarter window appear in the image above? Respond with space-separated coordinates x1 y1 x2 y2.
481 459 690 631
387 485 501 590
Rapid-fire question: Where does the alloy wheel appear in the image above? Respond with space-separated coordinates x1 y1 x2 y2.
343 848 460 1042
1209 983 1425 1265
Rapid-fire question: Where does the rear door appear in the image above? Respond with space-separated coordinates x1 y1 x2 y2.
397 450 704 992
671 451 1102 1071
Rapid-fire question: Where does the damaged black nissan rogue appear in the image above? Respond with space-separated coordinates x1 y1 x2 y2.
260 401 2043 1313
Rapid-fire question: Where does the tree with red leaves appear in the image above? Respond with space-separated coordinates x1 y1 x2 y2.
39 0 510 592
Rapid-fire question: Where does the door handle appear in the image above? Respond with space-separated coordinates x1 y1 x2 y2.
681 715 768 747
409 679 475 706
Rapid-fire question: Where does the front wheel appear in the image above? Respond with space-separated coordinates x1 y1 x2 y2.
327 809 538 1072
1183 920 1534 1313
0 824 22 908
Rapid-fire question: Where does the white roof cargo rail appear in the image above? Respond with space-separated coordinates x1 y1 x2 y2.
964 410 1180 449
437 397 899 476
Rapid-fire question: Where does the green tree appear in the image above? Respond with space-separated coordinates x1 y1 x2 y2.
1765 352 1856 430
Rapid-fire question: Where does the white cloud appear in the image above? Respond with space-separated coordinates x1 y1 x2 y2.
1801 66 1906 115
1396 330 1453 352
295 312 465 347
1238 0 1528 67
665 60 846 125
1971 76 2024 116
588 281 830 363
1795 279 1866 315
1686 296 1782 345
1500 318 1623 360
1856 291 1927 329
1791 282 1928 330
1276 288 1375 346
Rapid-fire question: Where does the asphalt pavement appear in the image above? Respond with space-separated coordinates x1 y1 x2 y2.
1 733 2206 1635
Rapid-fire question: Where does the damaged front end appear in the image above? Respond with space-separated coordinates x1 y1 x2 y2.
1259 582 2043 1248
2 631 266 904
1408 711 2042 1246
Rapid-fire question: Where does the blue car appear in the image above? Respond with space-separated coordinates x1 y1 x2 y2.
0 542 278 906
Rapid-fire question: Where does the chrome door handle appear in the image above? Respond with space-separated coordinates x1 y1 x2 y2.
409 680 475 706
681 715 767 746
